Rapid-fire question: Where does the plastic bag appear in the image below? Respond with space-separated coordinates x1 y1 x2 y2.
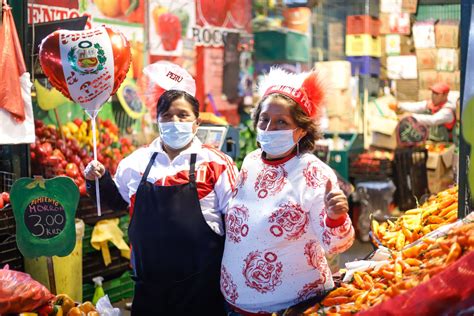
358 250 474 316
96 295 121 316
0 265 54 314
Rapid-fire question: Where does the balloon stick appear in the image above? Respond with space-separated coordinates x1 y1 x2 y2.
91 115 102 217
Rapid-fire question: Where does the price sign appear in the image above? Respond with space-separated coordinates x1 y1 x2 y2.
24 198 66 239
396 116 429 147
10 176 79 258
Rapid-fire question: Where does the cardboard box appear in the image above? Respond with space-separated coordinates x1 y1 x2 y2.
454 70 460 90
379 13 411 35
435 21 459 48
438 71 460 91
325 89 352 116
385 34 401 55
418 89 431 101
426 142 455 179
418 70 439 90
328 22 345 53
370 117 399 150
413 21 436 49
315 61 351 90
387 55 418 79
380 56 388 80
400 35 415 54
436 48 459 72
328 115 355 132
396 79 419 101
402 0 418 13
416 48 437 70
427 172 454 194
385 35 414 55
381 0 402 13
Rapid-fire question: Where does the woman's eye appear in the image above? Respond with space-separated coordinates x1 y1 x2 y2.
278 120 287 125
179 113 190 118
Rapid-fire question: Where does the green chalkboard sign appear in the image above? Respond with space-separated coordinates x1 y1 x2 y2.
396 116 429 147
10 176 79 258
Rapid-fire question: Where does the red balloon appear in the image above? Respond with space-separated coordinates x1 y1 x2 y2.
39 26 131 114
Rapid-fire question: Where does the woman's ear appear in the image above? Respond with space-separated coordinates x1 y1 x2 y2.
196 117 202 126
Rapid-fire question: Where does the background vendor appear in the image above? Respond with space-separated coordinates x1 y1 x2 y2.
390 82 456 142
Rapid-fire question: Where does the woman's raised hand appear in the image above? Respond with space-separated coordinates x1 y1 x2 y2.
84 160 106 180
324 181 349 220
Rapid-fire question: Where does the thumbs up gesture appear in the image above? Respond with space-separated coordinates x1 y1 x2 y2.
325 181 349 220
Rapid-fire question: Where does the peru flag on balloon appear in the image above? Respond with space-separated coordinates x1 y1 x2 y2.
39 26 131 117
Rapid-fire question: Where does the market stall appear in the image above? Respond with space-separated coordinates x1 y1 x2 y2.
1 0 473 315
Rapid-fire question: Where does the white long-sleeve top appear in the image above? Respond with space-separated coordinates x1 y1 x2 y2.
220 150 355 313
398 100 455 127
113 137 238 235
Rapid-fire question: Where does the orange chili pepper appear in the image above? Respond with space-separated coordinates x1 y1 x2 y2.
326 287 353 298
355 290 370 307
427 215 444 224
353 273 365 290
381 269 394 280
423 248 444 259
394 262 403 281
321 296 351 307
445 242 462 264
404 258 423 266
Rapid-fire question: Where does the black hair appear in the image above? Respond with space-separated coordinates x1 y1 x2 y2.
156 90 200 119
252 94 321 153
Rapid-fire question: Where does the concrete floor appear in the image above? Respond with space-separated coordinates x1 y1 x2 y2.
113 239 375 315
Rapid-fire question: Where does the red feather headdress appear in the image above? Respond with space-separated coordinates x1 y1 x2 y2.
258 67 325 118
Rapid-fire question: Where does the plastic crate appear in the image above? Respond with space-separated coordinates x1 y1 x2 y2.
76 197 127 225
0 235 24 271
359 74 380 97
0 206 15 237
0 171 16 193
83 248 130 284
346 34 382 57
346 15 380 36
393 147 429 211
83 271 134 303
347 56 381 76
351 0 380 18
350 155 393 181
324 133 364 181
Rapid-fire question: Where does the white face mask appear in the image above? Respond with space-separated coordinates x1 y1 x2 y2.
256 128 297 157
158 121 195 149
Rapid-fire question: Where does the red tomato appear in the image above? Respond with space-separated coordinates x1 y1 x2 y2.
65 163 80 178
1 192 10 204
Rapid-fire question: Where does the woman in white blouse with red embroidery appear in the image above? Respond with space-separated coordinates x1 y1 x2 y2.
221 68 355 316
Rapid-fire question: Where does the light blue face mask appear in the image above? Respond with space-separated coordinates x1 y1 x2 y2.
158 121 195 149
256 128 297 156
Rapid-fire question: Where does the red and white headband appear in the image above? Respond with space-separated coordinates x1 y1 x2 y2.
258 67 325 118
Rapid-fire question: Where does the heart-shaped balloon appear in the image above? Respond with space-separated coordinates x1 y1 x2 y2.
39 26 131 116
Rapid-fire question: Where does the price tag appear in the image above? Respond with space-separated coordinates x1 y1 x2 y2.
24 198 66 239
396 116 429 147
10 176 79 258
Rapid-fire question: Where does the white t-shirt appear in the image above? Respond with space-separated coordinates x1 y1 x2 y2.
113 137 238 235
398 100 456 127
220 150 355 313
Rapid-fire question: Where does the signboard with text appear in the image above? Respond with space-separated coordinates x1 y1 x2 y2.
396 116 429 147
10 176 79 258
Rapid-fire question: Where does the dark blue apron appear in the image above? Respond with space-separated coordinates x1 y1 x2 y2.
128 152 225 315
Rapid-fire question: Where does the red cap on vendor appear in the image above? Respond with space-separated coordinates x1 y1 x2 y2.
430 82 450 94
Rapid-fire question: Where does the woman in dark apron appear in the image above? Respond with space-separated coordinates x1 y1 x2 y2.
85 85 234 315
